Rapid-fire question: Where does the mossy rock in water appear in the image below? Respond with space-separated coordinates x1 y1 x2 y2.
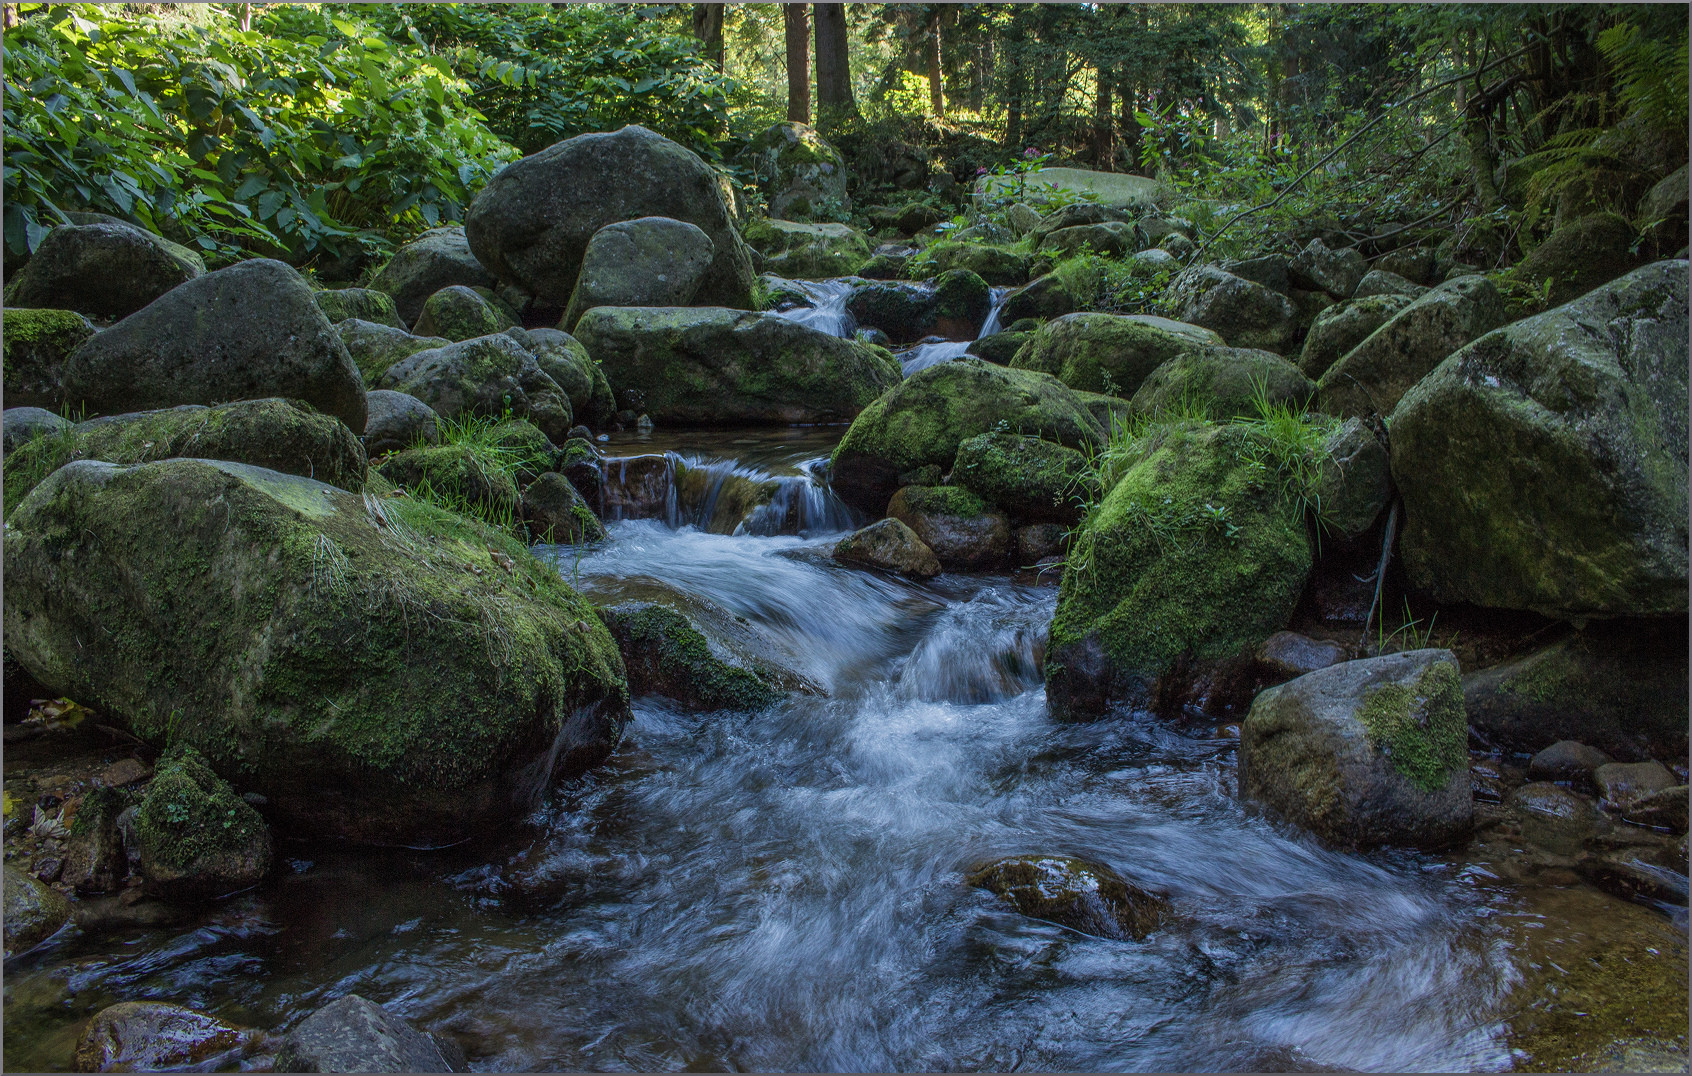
2 457 631 844
521 472 607 544
951 432 1094 525
2 307 95 410
1045 421 1312 720
1127 346 1314 421
743 219 871 280
336 319 450 387
313 288 404 330
1010 312 1219 397
1514 212 1647 307
1463 620 1688 761
967 854 1166 940
1389 261 1687 619
2 397 368 518
830 358 1103 515
887 485 1010 571
377 333 574 444
412 284 517 342
846 280 940 344
1239 649 1473 850
832 517 941 578
2 863 69 957
596 602 781 712
134 743 272 901
906 241 1031 286
965 330 1031 366
571 307 899 427
374 443 522 524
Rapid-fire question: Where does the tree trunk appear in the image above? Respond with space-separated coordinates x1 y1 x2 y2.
2 4 17 28
1006 53 1024 148
784 3 811 123
1119 78 1140 169
813 3 857 126
692 4 725 73
924 7 945 119
1092 67 1114 169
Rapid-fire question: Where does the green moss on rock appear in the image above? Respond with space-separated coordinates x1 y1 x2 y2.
1126 346 1315 421
1011 312 1216 396
906 241 1031 286
1355 662 1467 793
412 285 517 342
3 307 96 411
134 743 271 900
598 602 779 711
951 432 1094 524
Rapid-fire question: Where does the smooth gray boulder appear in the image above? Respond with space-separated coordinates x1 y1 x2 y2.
275 996 461 1074
466 125 756 309
1240 649 1473 849
1313 416 1391 541
562 216 715 330
57 259 367 432
525 327 616 427
368 226 494 325
1166 265 1299 353
2 406 69 455
3 221 202 320
74 1002 255 1074
363 389 441 456
377 333 573 444
1389 261 1687 618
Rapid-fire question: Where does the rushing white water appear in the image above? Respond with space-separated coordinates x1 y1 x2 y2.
769 277 857 338
899 286 1012 376
599 451 856 537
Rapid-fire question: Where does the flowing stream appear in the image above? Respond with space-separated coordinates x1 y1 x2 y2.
768 275 1012 377
2 427 1544 1072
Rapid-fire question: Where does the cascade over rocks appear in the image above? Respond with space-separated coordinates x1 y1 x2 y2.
3 221 203 320
847 270 992 343
563 216 716 328
368 226 495 326
1239 649 1474 850
465 125 756 310
1009 312 1221 397
1389 261 1687 618
829 358 1104 515
377 333 574 443
2 398 369 509
1166 265 1300 353
58 259 367 432
572 306 899 427
1316 274 1503 418
2 307 96 410
1045 421 1312 720
3 458 630 844
967 855 1166 940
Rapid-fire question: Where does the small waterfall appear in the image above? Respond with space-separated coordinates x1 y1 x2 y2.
898 287 1013 376
978 286 1011 338
599 451 857 537
769 277 857 339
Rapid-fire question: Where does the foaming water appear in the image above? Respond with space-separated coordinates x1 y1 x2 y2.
4 519 1525 1074
599 452 856 537
769 277 857 338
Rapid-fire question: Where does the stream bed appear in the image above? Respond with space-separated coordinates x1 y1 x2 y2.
2 429 1686 1073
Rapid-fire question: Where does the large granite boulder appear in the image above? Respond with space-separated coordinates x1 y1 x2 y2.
848 270 992 343
465 125 756 310
3 458 630 844
377 333 573 443
1388 261 1687 618
1240 649 1473 850
1166 265 1300 353
1126 347 1314 421
57 259 366 432
563 216 717 329
740 121 851 221
2 307 96 410
571 307 899 427
1288 237 1367 300
368 226 495 325
1045 421 1312 719
1297 294 1413 379
829 358 1104 514
3 221 201 320
1009 312 1220 396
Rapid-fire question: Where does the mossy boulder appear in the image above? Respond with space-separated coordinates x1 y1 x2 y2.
362 390 441 457
1288 237 1367 300
1045 421 1313 720
846 271 991 343
597 601 781 711
1166 265 1300 353
2 398 368 516
1352 269 1427 300
740 122 850 221
376 333 574 443
571 306 900 427
134 744 272 900
1315 274 1503 418
368 225 495 326
1375 247 1436 284
57 259 367 432
887 485 1010 571
563 216 718 329
832 517 941 578
1126 346 1314 421
1515 212 1647 307
1298 294 1413 379
2 307 95 410
2 406 69 456
523 328 615 428
951 432 1093 525
411 284 518 342
830 358 1104 514
521 471 607 544
1239 649 1473 850
999 273 1081 324
2 457 631 844
3 863 69 957
1388 261 1687 618
967 854 1165 940
374 443 522 521
466 124 756 309
1463 620 1687 761
336 319 450 386
1072 390 1132 434
965 330 1031 366
313 287 403 329
1312 416 1391 542
741 219 869 280
1038 221 1141 259
906 241 1031 286
62 785 126 893
1010 312 1219 397
3 221 202 320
